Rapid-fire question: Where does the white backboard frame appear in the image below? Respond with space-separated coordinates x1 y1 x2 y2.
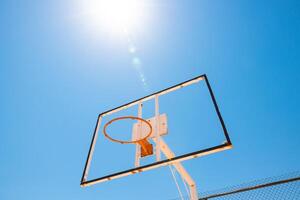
80 74 232 187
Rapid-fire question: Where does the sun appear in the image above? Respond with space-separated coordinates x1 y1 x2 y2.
82 0 146 34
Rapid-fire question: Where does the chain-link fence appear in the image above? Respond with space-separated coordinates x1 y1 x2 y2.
199 171 300 200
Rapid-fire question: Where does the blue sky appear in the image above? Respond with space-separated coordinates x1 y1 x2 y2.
0 0 299 199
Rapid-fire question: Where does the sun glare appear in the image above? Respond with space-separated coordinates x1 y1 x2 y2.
83 0 146 34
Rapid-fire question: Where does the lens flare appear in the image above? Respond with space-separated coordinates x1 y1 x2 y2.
77 0 150 90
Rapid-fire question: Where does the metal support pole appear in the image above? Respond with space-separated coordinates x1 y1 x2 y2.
81 116 102 183
152 137 198 200
135 102 143 167
155 95 161 161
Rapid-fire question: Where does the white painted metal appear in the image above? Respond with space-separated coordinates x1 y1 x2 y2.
83 116 102 182
134 102 143 167
81 75 230 187
81 144 232 187
152 137 198 200
132 114 168 140
101 76 204 117
155 95 161 161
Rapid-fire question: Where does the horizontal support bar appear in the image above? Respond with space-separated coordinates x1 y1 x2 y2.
81 143 232 187
100 75 205 117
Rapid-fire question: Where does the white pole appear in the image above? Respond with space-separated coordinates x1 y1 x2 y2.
83 116 102 182
152 137 198 200
155 95 161 161
135 102 143 167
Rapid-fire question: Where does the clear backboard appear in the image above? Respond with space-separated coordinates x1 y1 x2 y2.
80 74 232 192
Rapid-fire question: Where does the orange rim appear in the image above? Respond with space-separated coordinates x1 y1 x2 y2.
103 116 152 144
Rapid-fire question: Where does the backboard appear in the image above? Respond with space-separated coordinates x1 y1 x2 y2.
80 74 232 190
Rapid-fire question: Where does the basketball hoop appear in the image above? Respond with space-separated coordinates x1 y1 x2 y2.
103 116 154 157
